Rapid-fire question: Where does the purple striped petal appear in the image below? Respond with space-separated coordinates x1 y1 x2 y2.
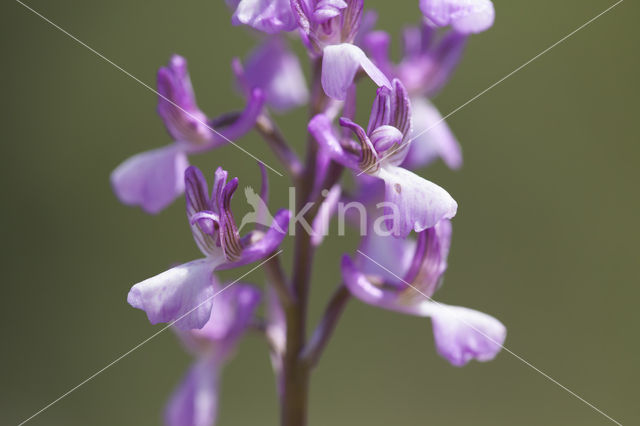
217 209 291 270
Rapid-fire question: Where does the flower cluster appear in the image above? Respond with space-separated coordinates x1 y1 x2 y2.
113 1 505 425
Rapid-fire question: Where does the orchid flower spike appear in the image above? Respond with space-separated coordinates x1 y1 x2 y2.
309 79 457 237
342 220 506 366
127 166 290 330
111 55 265 214
165 284 261 426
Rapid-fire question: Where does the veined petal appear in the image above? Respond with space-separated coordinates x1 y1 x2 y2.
243 38 308 111
321 44 391 100
403 97 462 170
111 145 189 214
375 165 457 237
370 125 404 152
419 0 495 34
165 358 219 426
419 302 506 366
127 259 221 330
185 167 220 257
232 0 298 34
216 209 291 270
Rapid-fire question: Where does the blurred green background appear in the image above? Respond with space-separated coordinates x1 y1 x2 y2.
2 0 638 425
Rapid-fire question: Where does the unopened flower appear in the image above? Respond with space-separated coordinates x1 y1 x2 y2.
165 284 260 426
341 220 506 366
419 0 495 34
309 79 457 236
127 166 290 330
111 55 265 213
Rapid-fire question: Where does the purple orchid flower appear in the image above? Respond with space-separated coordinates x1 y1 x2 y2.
111 55 265 214
364 23 466 170
165 284 261 426
127 166 290 330
227 0 298 34
309 79 457 237
419 0 495 35
233 37 309 112
342 220 506 366
290 0 390 100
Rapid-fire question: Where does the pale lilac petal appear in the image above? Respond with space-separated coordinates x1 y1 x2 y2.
165 358 219 426
189 284 261 359
321 44 391 100
127 259 222 330
111 145 189 214
375 165 457 237
232 0 298 34
313 0 348 22
403 97 462 170
311 184 342 246
266 287 286 396
342 255 400 309
356 231 414 281
420 302 506 366
243 38 308 111
362 31 393 77
419 0 495 34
